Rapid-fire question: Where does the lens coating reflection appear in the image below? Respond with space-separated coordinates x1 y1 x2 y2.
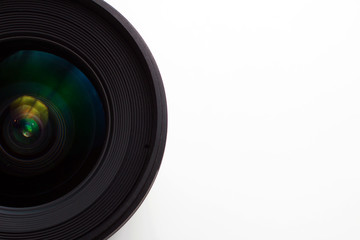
0 50 106 207
9 96 47 148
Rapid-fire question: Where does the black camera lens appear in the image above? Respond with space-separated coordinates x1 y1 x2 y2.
0 0 167 239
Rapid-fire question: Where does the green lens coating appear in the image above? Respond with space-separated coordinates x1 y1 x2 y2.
21 119 37 137
0 50 106 158
0 49 106 207
17 118 39 138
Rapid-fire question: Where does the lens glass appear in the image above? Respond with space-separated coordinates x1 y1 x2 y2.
0 50 106 207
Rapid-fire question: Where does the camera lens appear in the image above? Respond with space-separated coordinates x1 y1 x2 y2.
0 0 167 239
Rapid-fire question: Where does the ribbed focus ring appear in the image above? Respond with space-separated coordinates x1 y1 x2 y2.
0 0 167 239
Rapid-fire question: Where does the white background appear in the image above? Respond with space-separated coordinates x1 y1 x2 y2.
106 0 360 239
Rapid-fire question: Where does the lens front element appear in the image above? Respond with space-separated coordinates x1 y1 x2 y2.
0 50 106 207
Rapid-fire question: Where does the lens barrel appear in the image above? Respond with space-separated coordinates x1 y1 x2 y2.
0 0 167 239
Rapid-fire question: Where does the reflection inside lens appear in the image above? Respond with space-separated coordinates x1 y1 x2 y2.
10 96 48 145
19 118 38 138
0 49 106 207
